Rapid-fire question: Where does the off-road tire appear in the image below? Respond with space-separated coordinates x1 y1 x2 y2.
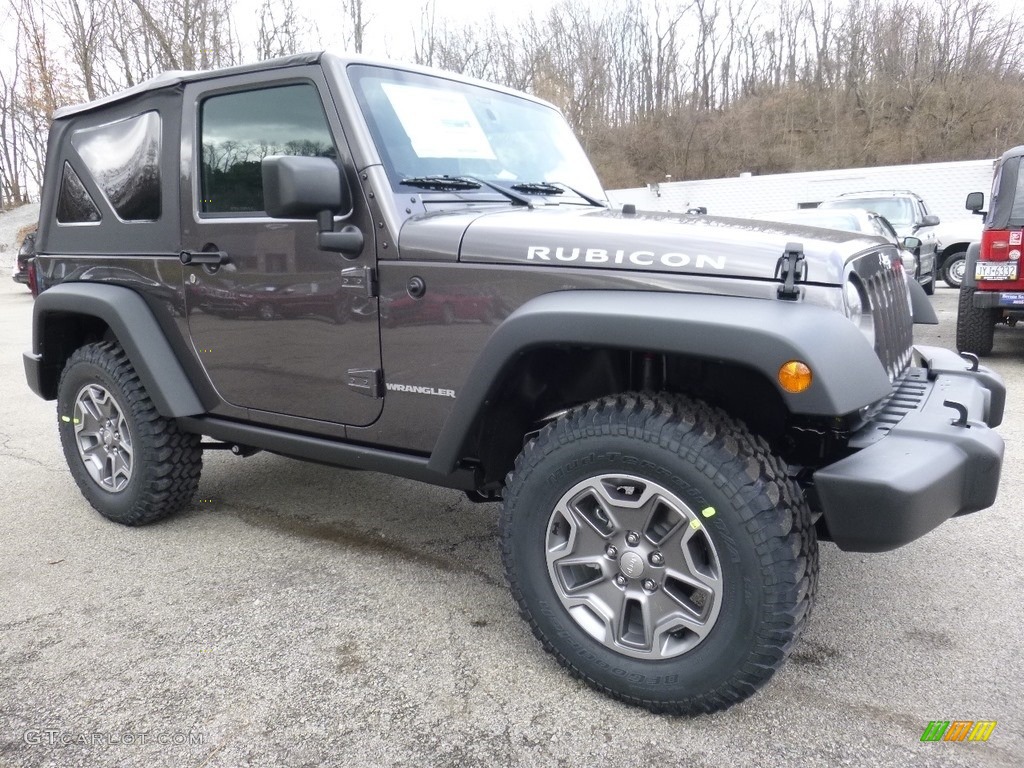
57 341 203 525
942 251 967 289
500 393 817 715
956 286 998 356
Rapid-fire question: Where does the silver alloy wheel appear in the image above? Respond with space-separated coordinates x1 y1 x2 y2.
948 256 967 287
73 383 134 492
545 474 723 659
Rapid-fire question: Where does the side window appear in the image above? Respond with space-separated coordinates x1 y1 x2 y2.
1011 162 1024 222
71 111 161 221
56 162 102 224
199 83 338 215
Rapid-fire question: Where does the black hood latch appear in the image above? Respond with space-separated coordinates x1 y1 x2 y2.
776 242 807 300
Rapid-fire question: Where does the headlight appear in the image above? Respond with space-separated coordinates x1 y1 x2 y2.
843 276 874 347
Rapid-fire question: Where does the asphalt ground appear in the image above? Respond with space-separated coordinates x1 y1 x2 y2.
1 264 1022 767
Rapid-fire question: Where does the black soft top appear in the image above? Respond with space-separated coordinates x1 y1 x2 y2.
54 52 323 119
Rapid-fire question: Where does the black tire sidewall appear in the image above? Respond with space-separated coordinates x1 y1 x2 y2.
506 432 782 704
57 351 149 523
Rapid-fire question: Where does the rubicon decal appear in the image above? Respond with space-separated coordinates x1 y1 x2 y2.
527 246 726 270
386 383 456 398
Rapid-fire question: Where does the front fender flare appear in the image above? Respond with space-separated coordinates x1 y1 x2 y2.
960 242 982 289
427 290 892 473
28 282 205 417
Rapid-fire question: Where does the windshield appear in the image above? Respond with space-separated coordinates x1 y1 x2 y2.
348 64 605 202
822 197 915 227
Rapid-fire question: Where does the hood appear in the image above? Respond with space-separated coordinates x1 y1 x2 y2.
399 207 891 285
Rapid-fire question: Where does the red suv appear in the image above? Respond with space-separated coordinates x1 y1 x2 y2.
957 145 1024 355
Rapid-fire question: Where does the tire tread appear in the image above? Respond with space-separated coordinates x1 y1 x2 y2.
58 341 202 526
500 392 817 715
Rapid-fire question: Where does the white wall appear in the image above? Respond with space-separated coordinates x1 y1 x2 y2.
608 159 996 226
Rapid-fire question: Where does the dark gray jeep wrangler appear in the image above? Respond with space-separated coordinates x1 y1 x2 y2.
24 52 1005 715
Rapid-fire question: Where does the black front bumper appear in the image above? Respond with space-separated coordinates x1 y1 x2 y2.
813 346 1004 552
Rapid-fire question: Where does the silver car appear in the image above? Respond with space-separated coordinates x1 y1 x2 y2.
750 207 926 288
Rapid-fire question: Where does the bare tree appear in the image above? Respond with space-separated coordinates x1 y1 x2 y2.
256 0 303 60
343 0 369 54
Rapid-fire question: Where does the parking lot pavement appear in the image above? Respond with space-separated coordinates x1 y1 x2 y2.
1 280 1021 768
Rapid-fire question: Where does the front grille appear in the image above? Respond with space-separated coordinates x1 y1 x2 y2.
861 253 913 380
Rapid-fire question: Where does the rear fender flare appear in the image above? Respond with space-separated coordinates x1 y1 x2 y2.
30 282 205 417
960 242 982 289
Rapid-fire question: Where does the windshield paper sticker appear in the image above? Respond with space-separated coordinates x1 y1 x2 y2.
381 83 497 160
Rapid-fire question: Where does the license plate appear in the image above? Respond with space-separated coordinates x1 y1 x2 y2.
976 262 1018 281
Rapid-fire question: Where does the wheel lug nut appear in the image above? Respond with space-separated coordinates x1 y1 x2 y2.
605 545 618 558
625 531 640 546
649 552 664 566
642 579 657 592
614 574 627 587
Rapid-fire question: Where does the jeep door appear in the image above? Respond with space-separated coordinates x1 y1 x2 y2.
179 67 382 426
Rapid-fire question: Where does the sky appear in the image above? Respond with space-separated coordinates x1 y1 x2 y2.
251 0 554 61
4 0 1022 77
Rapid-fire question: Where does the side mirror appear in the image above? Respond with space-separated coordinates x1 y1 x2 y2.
918 214 940 228
902 236 922 250
262 155 349 218
966 191 985 213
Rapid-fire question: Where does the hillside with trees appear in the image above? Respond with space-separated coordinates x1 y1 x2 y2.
2 0 1023 208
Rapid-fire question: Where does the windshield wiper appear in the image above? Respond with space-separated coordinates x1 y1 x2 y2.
459 175 533 208
399 176 482 191
510 181 606 208
398 174 533 208
510 182 564 195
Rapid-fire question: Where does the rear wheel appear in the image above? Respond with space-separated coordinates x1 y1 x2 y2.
956 286 998 356
57 342 203 525
500 393 817 714
942 251 967 289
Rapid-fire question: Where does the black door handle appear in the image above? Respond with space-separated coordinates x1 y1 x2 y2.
180 250 230 266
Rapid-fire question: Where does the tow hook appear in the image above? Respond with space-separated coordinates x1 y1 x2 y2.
959 351 980 372
944 400 970 428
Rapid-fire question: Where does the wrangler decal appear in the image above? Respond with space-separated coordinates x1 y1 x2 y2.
386 383 456 398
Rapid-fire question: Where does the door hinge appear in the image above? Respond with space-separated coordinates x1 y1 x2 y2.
347 368 383 398
340 266 378 298
776 242 807 300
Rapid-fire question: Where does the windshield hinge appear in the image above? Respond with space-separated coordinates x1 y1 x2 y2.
340 266 378 298
776 242 807 301
364 266 378 298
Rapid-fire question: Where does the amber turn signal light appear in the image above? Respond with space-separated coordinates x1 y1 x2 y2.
778 361 813 393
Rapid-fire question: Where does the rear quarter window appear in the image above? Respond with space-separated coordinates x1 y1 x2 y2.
70 111 162 221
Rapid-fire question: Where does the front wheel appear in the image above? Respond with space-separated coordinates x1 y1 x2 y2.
943 251 967 289
500 393 817 714
57 342 203 525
